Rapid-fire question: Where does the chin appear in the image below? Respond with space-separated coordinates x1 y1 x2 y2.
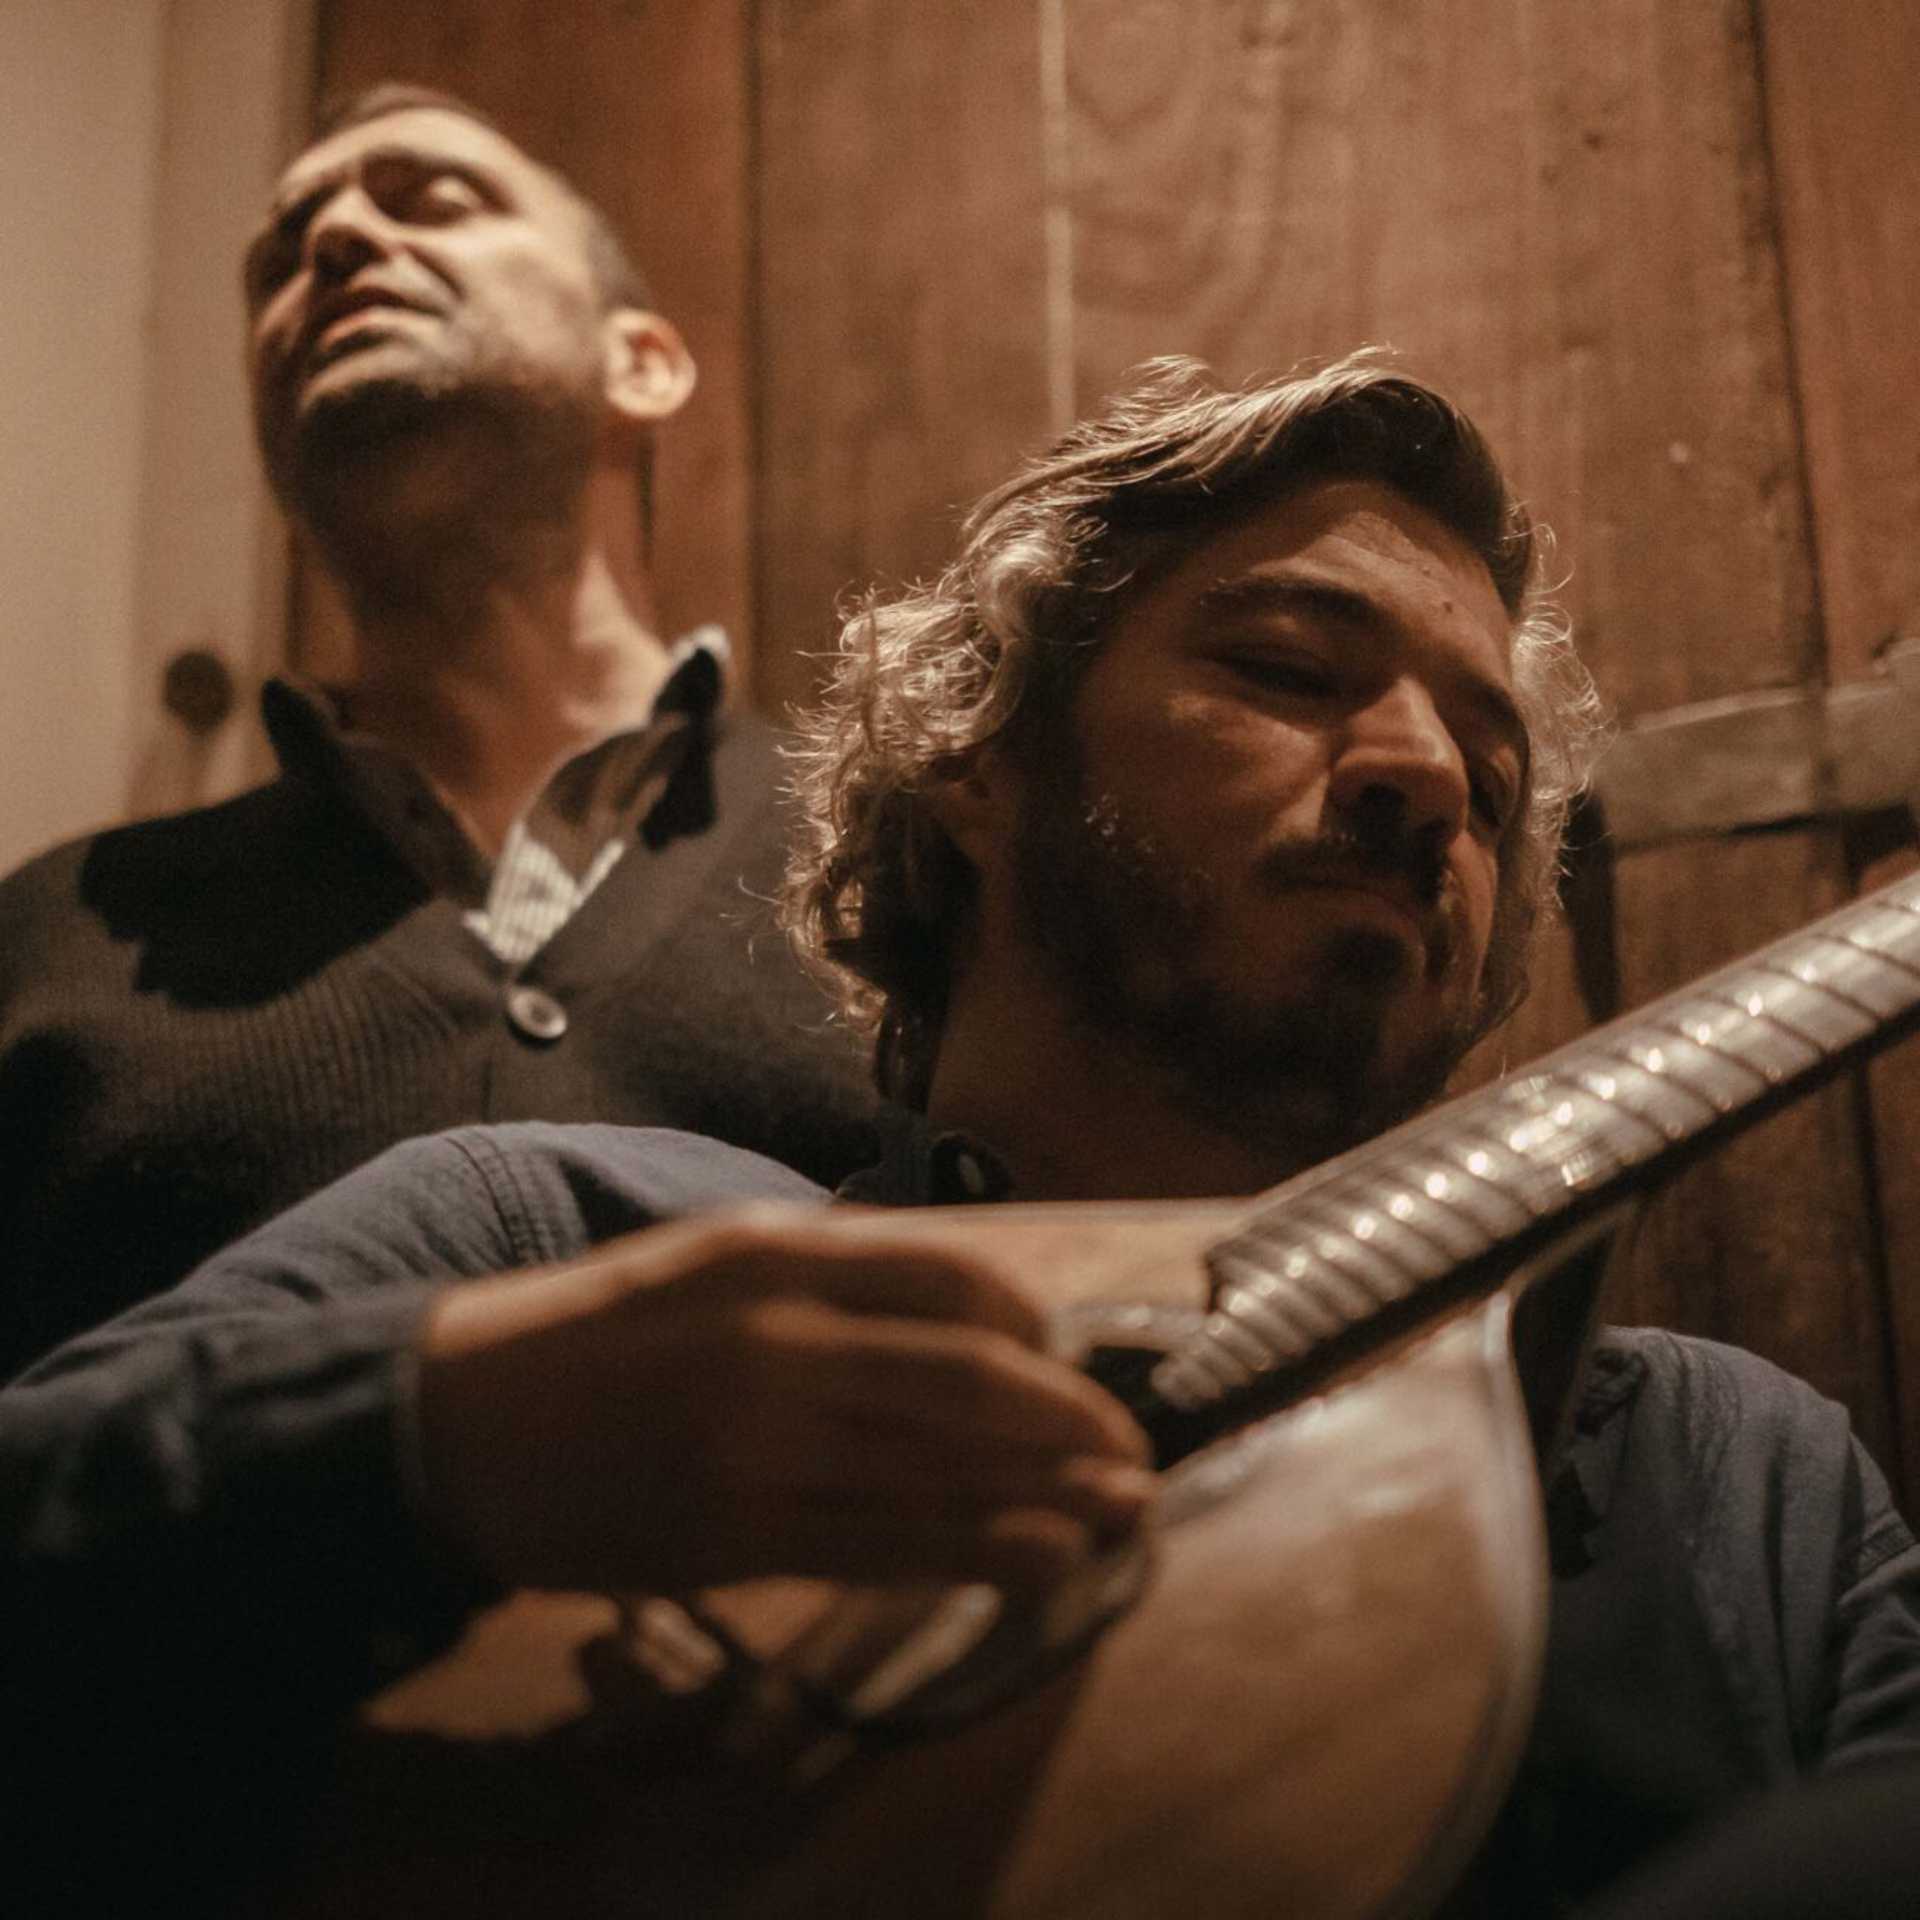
1236 976 1474 1129
1322 922 1426 990
1208 924 1418 1026
303 346 452 413
292 373 451 468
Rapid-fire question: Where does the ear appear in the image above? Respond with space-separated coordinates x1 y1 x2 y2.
921 744 1023 876
601 309 698 428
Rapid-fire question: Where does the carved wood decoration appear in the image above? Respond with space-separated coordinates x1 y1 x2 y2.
310 0 1920 1501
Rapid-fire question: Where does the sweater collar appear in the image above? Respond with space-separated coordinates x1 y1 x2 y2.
259 629 728 899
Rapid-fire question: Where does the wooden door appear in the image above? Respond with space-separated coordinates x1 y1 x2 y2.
310 0 1920 1501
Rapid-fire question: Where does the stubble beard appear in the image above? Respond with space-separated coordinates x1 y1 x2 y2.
1010 745 1481 1170
272 335 601 603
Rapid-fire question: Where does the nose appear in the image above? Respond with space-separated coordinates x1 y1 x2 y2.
1325 678 1470 847
305 182 396 281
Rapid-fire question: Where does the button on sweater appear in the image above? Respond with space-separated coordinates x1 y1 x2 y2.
0 710 876 1379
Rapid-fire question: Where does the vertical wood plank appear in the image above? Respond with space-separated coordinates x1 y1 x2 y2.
1760 0 1920 673
752 0 1055 718
306 0 755 680
1762 0 1920 1500
1056 0 1892 1468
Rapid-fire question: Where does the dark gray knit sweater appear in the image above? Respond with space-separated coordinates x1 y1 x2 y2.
0 710 876 1379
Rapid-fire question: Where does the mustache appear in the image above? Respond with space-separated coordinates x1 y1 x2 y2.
1255 825 1449 906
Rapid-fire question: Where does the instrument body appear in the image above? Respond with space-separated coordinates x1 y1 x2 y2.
279 1217 1548 1920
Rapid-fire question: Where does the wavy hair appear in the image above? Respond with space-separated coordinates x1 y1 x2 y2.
784 353 1608 1105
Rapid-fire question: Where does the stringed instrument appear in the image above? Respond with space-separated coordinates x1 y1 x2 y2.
269 870 1920 1920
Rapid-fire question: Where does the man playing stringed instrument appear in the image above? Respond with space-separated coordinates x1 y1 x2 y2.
6 357 1918 1915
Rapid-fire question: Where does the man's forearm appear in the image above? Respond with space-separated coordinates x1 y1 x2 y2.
1 1284 493 1721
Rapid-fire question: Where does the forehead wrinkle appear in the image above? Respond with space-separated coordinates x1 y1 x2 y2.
1197 573 1379 631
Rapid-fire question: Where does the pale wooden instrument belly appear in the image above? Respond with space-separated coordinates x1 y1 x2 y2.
269 1205 1548 1920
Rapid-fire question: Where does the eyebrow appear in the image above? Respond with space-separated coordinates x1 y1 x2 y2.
1197 572 1532 768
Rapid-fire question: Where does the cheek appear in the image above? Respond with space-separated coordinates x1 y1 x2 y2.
489 253 600 340
1085 689 1323 805
248 324 293 419
1455 843 1503 960
250 295 295 371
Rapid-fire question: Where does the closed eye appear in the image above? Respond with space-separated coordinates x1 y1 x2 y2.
246 155 502 306
245 230 299 306
1220 651 1340 698
1469 762 1521 835
394 170 489 224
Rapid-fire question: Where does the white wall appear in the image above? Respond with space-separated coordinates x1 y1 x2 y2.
0 0 310 876
0 0 167 874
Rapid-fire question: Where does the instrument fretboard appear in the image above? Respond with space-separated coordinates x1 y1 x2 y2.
1153 872 1920 1412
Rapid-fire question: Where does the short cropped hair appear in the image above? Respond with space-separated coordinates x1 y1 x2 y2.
308 82 653 313
784 352 1608 1105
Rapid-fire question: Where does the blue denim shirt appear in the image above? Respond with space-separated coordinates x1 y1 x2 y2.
4 1118 1917 1910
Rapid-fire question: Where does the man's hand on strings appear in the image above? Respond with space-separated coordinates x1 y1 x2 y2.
416 1205 1154 1597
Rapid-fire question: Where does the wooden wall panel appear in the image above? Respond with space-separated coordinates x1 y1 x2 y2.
294 0 1914 1489
1763 0 1920 1498
308 0 755 681
1054 0 1892 1469
1762 0 1920 669
752 0 1055 718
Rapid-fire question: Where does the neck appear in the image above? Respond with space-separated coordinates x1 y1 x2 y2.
925 950 1325 1203
322 466 674 855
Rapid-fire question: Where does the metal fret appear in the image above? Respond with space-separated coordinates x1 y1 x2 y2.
1559 1059 1697 1144
1206 1311 1294 1375
1289 1210 1436 1305
1392 1135 1541 1237
1249 1233 1385 1322
1308 1189 1456 1282
1612 1030 1759 1113
1215 1279 1344 1354
1494 1075 1659 1173
1374 1159 1521 1256
1224 1199 1444 1306
1313 1175 1489 1267
1657 994 1819 1084
1834 902 1920 971
1567 1045 1720 1137
1518 1083 1653 1191
1697 973 1862 1064
1775 937 1920 1024
1562 1065 1675 1152
1423 1119 1583 1221
1201 1251 1348 1372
